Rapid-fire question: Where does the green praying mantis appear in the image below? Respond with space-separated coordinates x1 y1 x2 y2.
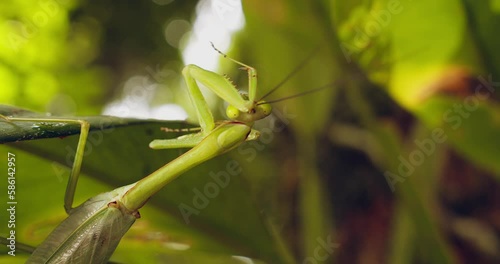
1 43 324 263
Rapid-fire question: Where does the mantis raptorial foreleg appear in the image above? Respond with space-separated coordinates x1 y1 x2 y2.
0 114 90 214
210 42 258 103
148 44 269 150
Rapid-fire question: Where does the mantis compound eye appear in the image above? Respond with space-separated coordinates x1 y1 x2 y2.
258 102 272 116
226 105 240 119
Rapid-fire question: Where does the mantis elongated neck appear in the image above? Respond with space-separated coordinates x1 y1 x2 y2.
121 123 251 212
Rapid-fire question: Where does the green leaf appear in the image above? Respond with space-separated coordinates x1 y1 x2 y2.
415 96 500 178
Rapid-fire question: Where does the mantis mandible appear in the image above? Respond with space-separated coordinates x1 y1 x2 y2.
1 43 284 263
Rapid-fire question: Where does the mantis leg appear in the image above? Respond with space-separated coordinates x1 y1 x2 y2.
149 132 204 149
152 44 259 150
148 65 218 149
182 45 259 114
152 53 256 149
0 114 89 214
210 42 258 103
181 65 216 136
182 64 252 114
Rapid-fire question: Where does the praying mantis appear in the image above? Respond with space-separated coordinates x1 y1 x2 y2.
0 43 318 263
